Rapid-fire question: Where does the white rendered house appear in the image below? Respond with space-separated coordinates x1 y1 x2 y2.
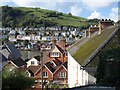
68 52 88 88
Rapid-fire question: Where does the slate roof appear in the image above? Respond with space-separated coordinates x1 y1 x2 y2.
0 51 9 69
63 61 67 69
52 59 62 66
34 56 40 61
52 66 59 70
56 45 65 53
45 62 56 73
0 52 7 62
3 42 22 59
25 59 30 62
11 58 26 67
44 60 68 74
0 49 10 59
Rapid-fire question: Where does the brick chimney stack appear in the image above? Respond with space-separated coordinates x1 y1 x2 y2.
60 37 66 49
52 37 56 46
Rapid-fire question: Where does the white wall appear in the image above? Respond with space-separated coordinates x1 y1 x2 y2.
24 36 31 40
68 52 88 88
17 35 31 40
26 58 39 67
42 36 47 41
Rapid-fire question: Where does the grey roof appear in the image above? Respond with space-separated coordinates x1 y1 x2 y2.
45 62 56 73
0 52 7 63
11 58 26 67
0 49 10 59
0 52 8 69
63 61 67 69
3 42 22 59
52 59 62 66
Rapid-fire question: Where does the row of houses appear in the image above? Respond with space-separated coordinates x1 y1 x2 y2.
7 30 85 51
15 35 76 42
7 20 114 43
0 38 91 89
1 26 81 32
1 25 86 45
2 27 84 36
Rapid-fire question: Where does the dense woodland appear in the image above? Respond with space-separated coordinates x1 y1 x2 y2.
2 5 101 29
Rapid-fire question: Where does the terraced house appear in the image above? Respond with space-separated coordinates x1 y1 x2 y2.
70 20 120 85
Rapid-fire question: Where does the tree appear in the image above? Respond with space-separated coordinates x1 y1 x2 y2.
2 67 35 90
96 47 120 87
2 5 24 27
68 13 72 16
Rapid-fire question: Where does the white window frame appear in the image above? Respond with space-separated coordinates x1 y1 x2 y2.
59 72 66 78
43 72 48 78
50 52 60 57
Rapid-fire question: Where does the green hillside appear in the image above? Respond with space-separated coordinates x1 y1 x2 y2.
2 6 98 28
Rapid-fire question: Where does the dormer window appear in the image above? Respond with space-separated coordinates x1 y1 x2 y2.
50 52 60 57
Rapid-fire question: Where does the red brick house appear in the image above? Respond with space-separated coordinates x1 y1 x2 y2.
53 61 68 84
27 37 68 88
48 37 68 62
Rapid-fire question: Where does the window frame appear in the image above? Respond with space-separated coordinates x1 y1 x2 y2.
43 72 48 78
31 61 35 65
50 52 60 57
59 72 66 78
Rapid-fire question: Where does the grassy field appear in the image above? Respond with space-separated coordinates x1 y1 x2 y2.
73 26 117 65
13 7 88 27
